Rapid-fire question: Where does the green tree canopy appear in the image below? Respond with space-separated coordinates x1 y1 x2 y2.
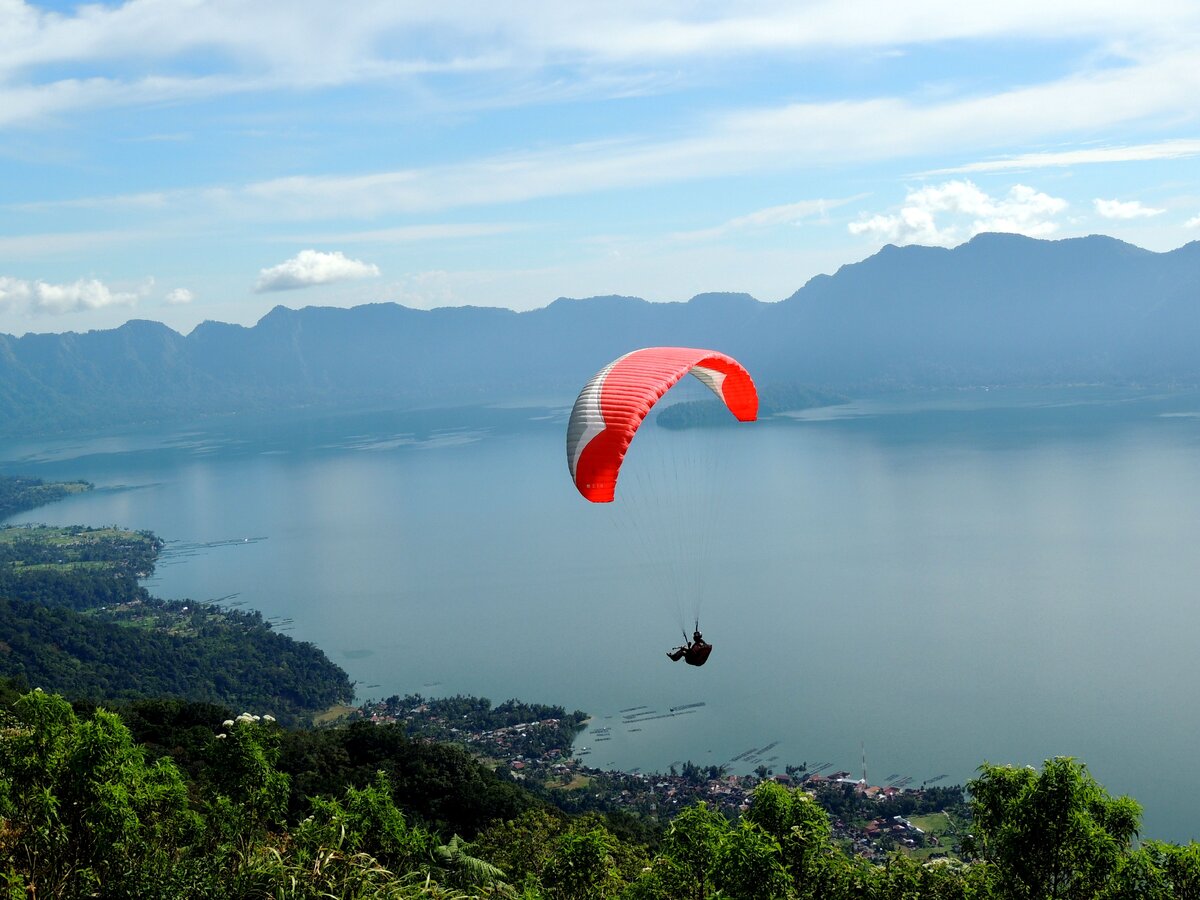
966 757 1141 900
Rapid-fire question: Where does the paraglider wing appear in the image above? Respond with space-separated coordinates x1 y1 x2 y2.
566 347 758 503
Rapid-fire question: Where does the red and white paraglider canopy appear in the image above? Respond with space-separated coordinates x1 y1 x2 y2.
566 347 758 503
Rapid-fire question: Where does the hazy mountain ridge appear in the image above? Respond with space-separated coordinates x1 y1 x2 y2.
3 233 1198 437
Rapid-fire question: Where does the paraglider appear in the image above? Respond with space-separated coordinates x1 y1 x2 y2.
566 347 758 664
566 347 757 503
667 630 714 667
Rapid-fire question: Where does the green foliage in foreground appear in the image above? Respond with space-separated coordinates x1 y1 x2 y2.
4 688 1200 898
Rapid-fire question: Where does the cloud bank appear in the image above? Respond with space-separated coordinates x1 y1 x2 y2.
0 275 140 316
849 180 1067 246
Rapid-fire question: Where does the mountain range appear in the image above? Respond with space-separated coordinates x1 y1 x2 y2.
3 232 1198 438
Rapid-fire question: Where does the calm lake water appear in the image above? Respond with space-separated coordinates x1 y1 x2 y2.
5 387 1200 841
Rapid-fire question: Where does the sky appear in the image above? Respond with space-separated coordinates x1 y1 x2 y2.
2 1 1199 336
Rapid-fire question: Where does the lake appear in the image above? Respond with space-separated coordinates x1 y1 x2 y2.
4 387 1200 841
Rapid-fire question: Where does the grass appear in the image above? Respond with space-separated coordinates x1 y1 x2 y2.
1 525 159 576
13 561 113 572
0 524 139 545
313 704 359 726
90 603 199 636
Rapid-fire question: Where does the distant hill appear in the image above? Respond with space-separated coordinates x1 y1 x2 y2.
0 475 91 519
756 232 1200 388
2 233 1198 437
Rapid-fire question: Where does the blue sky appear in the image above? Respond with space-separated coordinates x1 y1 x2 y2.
2 1 1199 335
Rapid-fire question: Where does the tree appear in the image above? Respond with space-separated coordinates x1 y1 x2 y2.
472 808 567 886
1100 840 1200 900
1142 841 1200 899
542 826 622 899
626 801 731 899
867 855 997 900
712 820 791 899
297 772 435 876
744 780 871 899
202 712 290 850
0 689 199 899
965 757 1141 900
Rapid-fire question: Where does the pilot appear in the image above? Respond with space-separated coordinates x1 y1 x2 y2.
667 630 713 666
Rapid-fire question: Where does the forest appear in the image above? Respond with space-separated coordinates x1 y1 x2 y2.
0 514 353 723
3 680 1200 899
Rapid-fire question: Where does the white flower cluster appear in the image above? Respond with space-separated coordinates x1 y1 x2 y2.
215 711 276 739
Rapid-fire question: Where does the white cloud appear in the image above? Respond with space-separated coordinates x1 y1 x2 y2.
1093 198 1165 219
254 249 380 292
1185 214 1200 228
539 1 1199 60
38 42 1200 225
295 43 1200 213
165 287 194 305
2 2 1194 81
33 278 140 314
0 277 32 308
0 275 140 315
848 180 1068 246
925 138 1200 175
2 2 1199 131
673 197 858 241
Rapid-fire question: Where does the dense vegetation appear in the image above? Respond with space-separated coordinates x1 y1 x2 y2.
118 696 543 839
3 684 1200 898
0 475 90 520
0 596 351 720
0 524 161 601
0 521 353 723
391 695 588 734
367 694 589 759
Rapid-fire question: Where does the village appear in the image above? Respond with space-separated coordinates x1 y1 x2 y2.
356 694 967 861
